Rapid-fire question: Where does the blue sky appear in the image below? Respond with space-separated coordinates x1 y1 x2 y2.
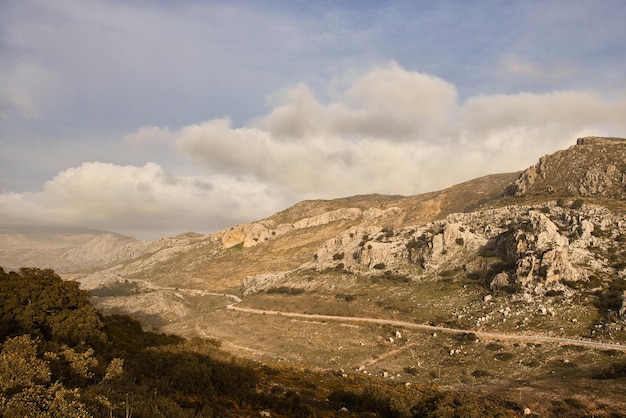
1 0 625 239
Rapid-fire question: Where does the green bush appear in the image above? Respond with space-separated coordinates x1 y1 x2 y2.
0 267 106 347
486 342 504 351
410 390 515 418
267 287 305 295
494 352 514 361
471 369 492 377
570 199 584 210
591 361 626 379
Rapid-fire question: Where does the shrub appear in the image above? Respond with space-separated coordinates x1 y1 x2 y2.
545 289 564 297
471 369 492 377
570 199 584 210
494 352 514 361
486 342 504 351
591 226 607 238
267 287 305 295
382 227 394 238
373 263 386 270
410 390 513 418
455 237 464 246
592 361 626 379
404 366 419 376
382 272 410 283
457 332 478 342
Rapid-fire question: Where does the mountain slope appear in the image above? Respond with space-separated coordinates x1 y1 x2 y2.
5 136 626 416
70 137 625 293
0 227 146 273
507 136 626 201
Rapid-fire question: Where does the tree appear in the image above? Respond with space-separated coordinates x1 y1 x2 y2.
0 268 106 347
0 335 50 394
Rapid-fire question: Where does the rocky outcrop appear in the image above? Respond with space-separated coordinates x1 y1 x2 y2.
300 201 624 298
576 136 626 145
506 136 626 198
218 207 401 249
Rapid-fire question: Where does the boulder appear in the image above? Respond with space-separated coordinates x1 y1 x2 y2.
490 272 510 291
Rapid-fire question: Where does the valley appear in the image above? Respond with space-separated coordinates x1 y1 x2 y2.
4 136 626 416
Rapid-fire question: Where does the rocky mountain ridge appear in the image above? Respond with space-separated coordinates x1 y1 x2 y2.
507 136 626 199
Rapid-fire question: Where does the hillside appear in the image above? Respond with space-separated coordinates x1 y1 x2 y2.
0 227 147 273
4 136 626 415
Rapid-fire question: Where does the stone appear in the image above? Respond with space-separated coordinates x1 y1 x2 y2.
490 272 510 291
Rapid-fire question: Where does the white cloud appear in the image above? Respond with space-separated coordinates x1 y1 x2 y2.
462 90 626 135
0 162 286 239
255 62 457 141
178 62 626 200
3 62 626 239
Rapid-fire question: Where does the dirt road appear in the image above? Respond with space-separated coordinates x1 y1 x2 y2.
228 305 626 352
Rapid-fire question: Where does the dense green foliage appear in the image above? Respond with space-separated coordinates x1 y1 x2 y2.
0 267 105 347
0 267 530 417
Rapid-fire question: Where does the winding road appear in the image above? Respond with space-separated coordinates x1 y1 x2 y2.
115 281 626 352
227 304 626 352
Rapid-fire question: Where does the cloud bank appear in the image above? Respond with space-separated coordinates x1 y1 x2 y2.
2 62 626 238
177 62 626 196
0 162 285 239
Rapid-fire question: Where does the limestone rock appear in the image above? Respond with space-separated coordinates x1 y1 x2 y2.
220 208 364 249
490 272 510 291
305 201 623 297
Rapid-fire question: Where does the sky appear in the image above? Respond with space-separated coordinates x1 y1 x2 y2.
1 0 626 239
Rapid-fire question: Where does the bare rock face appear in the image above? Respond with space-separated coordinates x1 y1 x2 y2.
218 207 403 249
575 136 626 146
302 201 625 298
219 208 364 249
512 211 579 286
490 272 511 291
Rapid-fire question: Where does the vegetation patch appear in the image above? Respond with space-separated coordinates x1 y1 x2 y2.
592 361 626 379
267 286 305 295
494 352 515 361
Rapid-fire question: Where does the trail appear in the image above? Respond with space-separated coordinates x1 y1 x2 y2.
119 280 626 352
228 305 626 352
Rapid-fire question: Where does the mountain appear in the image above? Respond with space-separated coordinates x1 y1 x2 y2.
0 226 148 273
4 136 626 415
